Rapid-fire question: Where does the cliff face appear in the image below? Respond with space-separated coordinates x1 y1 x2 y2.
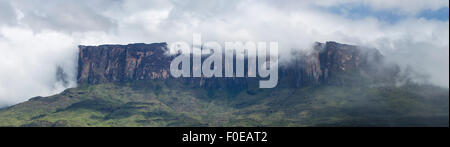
78 43 171 84
77 41 383 88
279 41 383 87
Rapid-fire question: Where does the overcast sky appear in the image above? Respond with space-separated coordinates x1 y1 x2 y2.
0 0 449 106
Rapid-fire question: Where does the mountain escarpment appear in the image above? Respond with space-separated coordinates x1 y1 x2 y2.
78 41 387 88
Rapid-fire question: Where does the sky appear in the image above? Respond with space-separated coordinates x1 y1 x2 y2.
0 0 449 106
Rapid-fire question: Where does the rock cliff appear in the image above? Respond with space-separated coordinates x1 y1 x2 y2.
77 41 384 88
78 43 171 84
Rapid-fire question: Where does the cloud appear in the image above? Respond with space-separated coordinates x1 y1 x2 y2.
0 0 448 106
311 0 449 15
0 27 78 105
0 0 17 26
9 0 118 33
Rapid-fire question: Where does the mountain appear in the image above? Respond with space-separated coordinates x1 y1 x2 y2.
0 42 448 127
77 41 390 87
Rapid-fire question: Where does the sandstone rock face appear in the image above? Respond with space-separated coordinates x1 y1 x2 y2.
279 41 383 87
77 41 383 88
78 43 172 84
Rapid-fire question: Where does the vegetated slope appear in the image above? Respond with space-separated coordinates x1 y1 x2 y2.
0 79 447 127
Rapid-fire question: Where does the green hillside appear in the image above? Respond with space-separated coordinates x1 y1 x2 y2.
0 79 448 127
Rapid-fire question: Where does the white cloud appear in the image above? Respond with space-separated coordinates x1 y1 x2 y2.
0 27 78 105
0 0 448 106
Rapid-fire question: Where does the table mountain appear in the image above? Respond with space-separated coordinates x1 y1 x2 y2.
0 41 447 127
77 41 391 88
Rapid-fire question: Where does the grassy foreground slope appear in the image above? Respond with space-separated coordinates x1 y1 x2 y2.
0 80 448 127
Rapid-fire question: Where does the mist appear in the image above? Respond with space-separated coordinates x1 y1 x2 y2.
0 0 448 106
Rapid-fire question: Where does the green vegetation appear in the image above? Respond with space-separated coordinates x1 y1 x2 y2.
0 80 448 127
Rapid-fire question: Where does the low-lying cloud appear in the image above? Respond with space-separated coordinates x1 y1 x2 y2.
0 0 448 106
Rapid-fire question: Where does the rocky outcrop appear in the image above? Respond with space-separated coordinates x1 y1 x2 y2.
78 43 171 84
279 41 383 87
77 41 384 88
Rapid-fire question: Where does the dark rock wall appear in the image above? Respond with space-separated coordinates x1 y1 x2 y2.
78 43 171 84
78 41 383 88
